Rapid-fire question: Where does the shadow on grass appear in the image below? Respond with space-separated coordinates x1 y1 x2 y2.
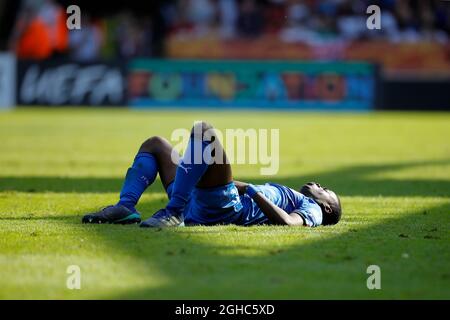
77 201 450 299
1 159 449 197
2 158 449 298
0 215 75 221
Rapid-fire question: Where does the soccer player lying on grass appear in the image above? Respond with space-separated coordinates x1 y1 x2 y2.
82 122 342 228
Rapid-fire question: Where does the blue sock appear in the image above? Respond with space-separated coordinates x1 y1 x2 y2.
117 152 158 212
166 181 174 200
166 136 212 213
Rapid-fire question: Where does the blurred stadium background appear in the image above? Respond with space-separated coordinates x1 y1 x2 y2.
0 0 449 110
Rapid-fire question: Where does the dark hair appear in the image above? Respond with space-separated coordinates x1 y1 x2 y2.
321 194 342 225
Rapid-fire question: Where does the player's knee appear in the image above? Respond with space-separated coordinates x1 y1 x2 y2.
191 121 213 133
191 121 214 139
201 121 213 133
140 136 166 153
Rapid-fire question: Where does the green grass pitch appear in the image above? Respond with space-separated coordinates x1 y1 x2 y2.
0 108 449 299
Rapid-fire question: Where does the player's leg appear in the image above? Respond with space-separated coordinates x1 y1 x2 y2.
196 122 233 188
138 136 179 192
82 136 179 224
140 121 233 228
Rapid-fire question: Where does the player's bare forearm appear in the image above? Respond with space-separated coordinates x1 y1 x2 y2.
251 192 304 226
233 180 249 195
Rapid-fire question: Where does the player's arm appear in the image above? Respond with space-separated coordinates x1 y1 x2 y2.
233 180 249 195
246 185 304 226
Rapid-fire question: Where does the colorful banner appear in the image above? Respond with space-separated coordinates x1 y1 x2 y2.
128 60 376 110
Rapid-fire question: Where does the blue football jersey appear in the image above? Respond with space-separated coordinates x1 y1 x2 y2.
236 183 323 227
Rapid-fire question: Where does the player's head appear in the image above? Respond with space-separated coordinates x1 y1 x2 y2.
300 182 342 225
